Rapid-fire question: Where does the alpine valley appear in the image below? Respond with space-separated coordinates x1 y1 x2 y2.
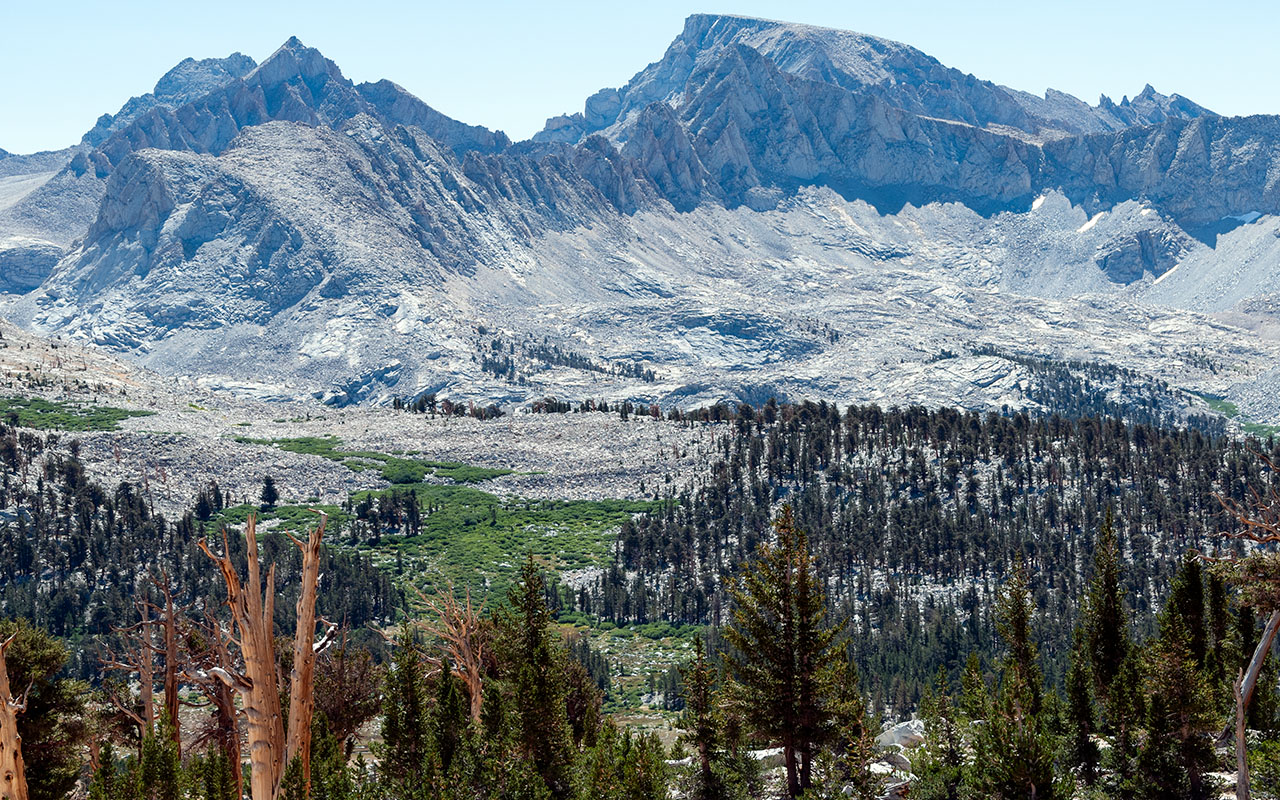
7 14 1280 800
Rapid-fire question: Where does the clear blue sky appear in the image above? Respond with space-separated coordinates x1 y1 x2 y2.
2 0 1277 154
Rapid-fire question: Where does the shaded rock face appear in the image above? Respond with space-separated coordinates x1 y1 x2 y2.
81 53 258 146
0 238 62 292
1095 228 1191 284
39 116 637 338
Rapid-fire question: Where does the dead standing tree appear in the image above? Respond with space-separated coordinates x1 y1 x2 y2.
183 611 244 792
198 513 334 800
101 601 158 745
0 634 31 800
150 572 186 746
101 573 190 748
415 584 487 724
1210 452 1280 800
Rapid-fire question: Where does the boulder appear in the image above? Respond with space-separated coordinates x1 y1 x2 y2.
876 719 926 749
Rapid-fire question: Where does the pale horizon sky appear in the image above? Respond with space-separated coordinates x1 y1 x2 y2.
2 0 1277 155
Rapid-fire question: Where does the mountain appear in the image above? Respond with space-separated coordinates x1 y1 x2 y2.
6 18 1280 428
73 36 508 180
536 14 1213 145
80 52 259 147
0 38 508 290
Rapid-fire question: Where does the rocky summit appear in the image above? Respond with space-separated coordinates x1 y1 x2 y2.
2 14 1280 426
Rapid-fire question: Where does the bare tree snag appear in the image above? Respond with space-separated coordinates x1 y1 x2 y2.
1210 453 1280 800
150 572 184 745
416 584 486 724
184 612 243 792
200 517 285 800
137 602 156 732
0 634 31 800
200 512 330 800
286 515 334 799
1237 610 1280 800
102 600 160 745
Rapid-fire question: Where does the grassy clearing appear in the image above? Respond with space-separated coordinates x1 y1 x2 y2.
213 502 350 537
1201 394 1241 418
351 483 659 597
1199 394 1279 438
233 435 516 484
0 396 154 431
209 480 660 601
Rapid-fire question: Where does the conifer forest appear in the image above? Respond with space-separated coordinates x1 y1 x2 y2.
2 394 1280 800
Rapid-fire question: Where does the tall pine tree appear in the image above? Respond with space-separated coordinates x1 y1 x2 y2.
724 506 845 799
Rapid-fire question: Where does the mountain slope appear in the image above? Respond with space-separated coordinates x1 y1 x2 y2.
8 19 1280 427
80 52 258 147
536 14 1212 145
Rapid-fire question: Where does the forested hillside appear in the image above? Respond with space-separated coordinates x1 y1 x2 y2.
579 401 1276 712
0 418 401 676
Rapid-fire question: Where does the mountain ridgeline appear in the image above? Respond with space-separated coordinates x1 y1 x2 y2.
3 14 1280 422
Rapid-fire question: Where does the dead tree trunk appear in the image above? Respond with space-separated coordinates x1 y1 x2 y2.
103 600 161 748
138 603 156 732
0 634 30 800
185 612 244 793
418 584 486 723
1213 454 1280 800
200 512 330 800
200 517 285 800
285 516 333 799
1237 610 1280 800
151 573 183 745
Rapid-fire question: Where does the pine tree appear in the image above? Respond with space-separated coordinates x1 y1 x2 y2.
137 716 181 800
723 506 845 799
260 475 279 510
1127 693 1186 800
1141 610 1215 800
994 561 1041 714
958 652 987 721
378 631 429 792
1088 508 1129 719
1166 557 1208 666
0 618 87 800
194 747 237 800
572 719 667 800
504 554 573 799
432 663 468 775
912 669 965 800
1103 649 1146 786
1065 623 1099 785
678 638 721 800
967 564 1061 800
87 743 119 800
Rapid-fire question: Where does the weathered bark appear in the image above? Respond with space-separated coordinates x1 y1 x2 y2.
782 735 799 800
0 635 30 800
1237 609 1280 800
418 585 486 723
103 601 160 747
185 613 243 793
200 512 329 800
200 518 286 800
153 574 183 745
285 515 331 799
138 603 156 732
